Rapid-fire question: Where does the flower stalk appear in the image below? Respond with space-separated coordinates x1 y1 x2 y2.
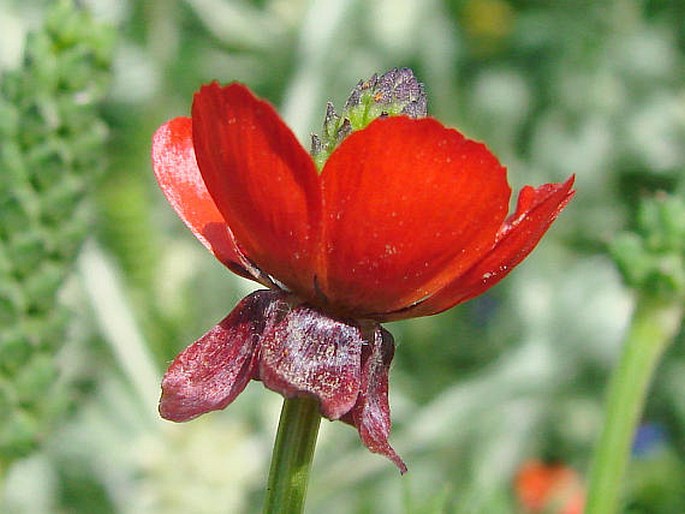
263 396 322 514
585 296 683 514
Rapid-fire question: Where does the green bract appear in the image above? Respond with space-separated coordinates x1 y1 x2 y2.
611 193 685 301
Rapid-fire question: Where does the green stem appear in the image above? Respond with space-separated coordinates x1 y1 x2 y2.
263 396 322 514
586 296 683 514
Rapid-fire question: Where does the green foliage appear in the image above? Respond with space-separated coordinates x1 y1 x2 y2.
0 0 113 463
626 449 685 514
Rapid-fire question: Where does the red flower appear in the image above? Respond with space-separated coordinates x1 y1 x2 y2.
152 81 574 473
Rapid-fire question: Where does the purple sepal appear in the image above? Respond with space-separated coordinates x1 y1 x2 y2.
258 304 364 420
343 327 407 474
159 290 278 421
159 291 405 472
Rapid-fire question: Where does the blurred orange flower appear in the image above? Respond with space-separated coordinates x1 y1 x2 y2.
515 459 585 514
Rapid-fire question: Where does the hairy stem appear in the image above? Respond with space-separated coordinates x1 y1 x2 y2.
263 396 322 514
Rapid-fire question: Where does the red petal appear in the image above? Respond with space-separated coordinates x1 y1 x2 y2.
319 116 510 316
401 175 575 318
152 117 252 278
258 304 363 420
159 290 277 422
343 326 406 473
191 83 321 298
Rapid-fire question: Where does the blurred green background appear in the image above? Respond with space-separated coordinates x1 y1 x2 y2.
1 0 684 512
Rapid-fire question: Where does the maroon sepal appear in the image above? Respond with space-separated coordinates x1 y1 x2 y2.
258 303 364 420
343 326 407 474
159 290 405 472
159 290 278 421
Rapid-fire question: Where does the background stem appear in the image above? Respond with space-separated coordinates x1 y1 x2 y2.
263 396 322 514
585 297 683 514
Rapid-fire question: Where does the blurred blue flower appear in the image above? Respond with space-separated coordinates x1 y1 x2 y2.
632 422 668 458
